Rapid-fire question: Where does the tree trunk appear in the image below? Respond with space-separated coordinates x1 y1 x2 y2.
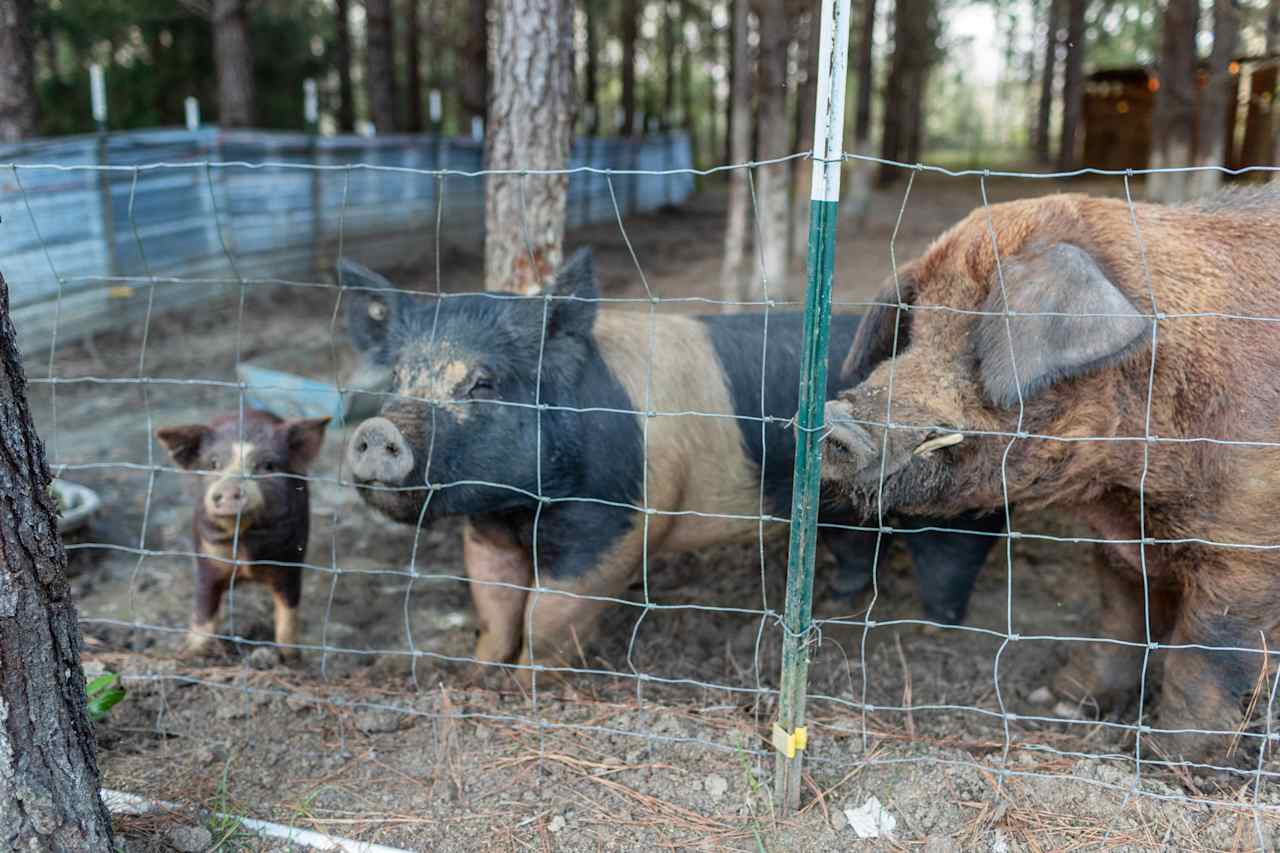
662 1 676 129
0 272 115 850
485 0 575 294
460 0 489 132
724 0 738 164
335 0 356 132
720 0 752 308
365 0 398 133
1148 0 1198 202
405 0 423 132
1035 0 1060 163
680 0 697 165
1189 0 1238 197
212 0 255 128
753 0 791 296
879 0 932 185
789 12 819 261
0 0 37 142
1269 0 1280 175
1056 0 1085 171
584 0 600 134
621 0 639 135
841 0 877 225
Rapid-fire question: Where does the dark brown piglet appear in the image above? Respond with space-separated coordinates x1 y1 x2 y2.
156 409 329 663
822 186 1280 768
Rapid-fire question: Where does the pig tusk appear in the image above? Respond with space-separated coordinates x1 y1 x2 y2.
913 432 965 457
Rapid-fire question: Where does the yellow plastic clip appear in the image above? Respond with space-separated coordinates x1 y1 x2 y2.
108 286 135 299
771 723 808 759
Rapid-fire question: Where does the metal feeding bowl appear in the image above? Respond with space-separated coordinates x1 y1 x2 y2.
52 479 100 535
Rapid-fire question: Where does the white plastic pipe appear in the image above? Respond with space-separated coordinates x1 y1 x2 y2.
102 789 415 853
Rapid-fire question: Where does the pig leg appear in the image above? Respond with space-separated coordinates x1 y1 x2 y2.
183 558 230 658
1052 544 1179 716
822 524 890 600
900 510 1003 625
464 519 533 666
270 565 303 658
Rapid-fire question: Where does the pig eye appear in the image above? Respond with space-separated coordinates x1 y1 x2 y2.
258 460 278 474
468 377 497 400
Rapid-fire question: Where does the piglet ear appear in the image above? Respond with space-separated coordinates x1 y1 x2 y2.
972 242 1150 409
282 417 331 470
543 247 599 340
154 425 213 470
340 259 399 355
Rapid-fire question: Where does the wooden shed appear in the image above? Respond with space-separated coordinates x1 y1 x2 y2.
1082 55 1279 172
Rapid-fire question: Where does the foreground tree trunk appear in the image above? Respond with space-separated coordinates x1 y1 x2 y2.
404 0 424 132
1056 0 1086 171
621 0 639 134
0 272 115 850
365 0 398 133
841 0 877 226
486 0 575 294
212 0 256 127
335 0 355 131
753 0 792 295
1035 0 1060 163
0 0 37 142
461 0 489 132
719 0 752 308
1148 0 1198 202
1189 0 1239 197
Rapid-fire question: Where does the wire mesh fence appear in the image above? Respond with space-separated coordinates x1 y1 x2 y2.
6 27 1280 853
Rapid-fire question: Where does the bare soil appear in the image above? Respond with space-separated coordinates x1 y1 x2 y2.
22 171 1280 851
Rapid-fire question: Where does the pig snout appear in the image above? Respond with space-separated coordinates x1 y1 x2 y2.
821 398 966 487
204 478 260 519
347 417 416 484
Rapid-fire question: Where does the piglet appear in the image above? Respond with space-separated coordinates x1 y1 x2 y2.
156 409 329 664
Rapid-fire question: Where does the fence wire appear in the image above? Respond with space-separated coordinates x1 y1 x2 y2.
5 147 1280 849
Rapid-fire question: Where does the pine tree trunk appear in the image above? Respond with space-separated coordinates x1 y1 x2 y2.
0 272 115 851
1269 0 1280 174
405 0 423 132
621 0 639 135
880 0 932 184
720 0 752 309
1148 0 1198 202
1189 0 1238 197
365 0 398 133
584 0 600 134
461 0 489 131
662 1 676 129
335 0 355 132
0 0 37 142
485 0 575 294
1056 0 1086 171
789 12 819 261
753 0 791 296
1035 0 1059 162
680 0 697 164
841 0 877 225
212 0 255 128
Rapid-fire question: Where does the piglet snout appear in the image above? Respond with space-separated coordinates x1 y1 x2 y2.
347 417 415 485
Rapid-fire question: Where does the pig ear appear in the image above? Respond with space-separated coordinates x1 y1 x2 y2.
340 259 398 353
154 425 213 469
973 242 1150 409
282 417 331 470
841 277 916 384
543 247 599 340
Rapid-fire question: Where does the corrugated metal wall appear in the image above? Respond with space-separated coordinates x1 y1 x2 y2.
0 129 694 354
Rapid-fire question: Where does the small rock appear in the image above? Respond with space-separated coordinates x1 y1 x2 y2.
1026 686 1054 705
193 747 218 766
166 824 212 853
829 809 846 831
703 774 728 801
624 747 648 765
82 660 107 680
285 693 316 712
214 699 248 721
924 837 962 853
548 815 566 833
248 647 282 670
1053 701 1084 720
355 709 404 734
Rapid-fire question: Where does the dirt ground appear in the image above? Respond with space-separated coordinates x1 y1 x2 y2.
21 170 1280 851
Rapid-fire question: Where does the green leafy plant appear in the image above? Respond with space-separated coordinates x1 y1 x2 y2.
85 672 126 721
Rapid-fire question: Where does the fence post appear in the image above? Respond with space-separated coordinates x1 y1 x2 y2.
774 0 851 813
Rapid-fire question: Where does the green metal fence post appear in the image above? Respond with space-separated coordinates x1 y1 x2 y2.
774 0 852 813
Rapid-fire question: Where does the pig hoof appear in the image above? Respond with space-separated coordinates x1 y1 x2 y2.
1027 686 1054 705
248 647 283 670
179 633 220 660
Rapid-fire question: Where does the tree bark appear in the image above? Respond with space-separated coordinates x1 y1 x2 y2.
1056 0 1086 171
405 0 424 132
621 0 639 135
212 0 256 128
0 0 37 142
680 0 696 163
335 0 356 132
584 0 600 134
753 0 792 296
460 0 489 131
879 0 932 185
720 0 752 308
365 0 398 133
1148 0 1198 202
0 272 115 850
485 0 575 294
662 1 676 129
1269 0 1280 175
789 12 819 261
1035 0 1060 163
841 0 877 225
1188 0 1238 197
